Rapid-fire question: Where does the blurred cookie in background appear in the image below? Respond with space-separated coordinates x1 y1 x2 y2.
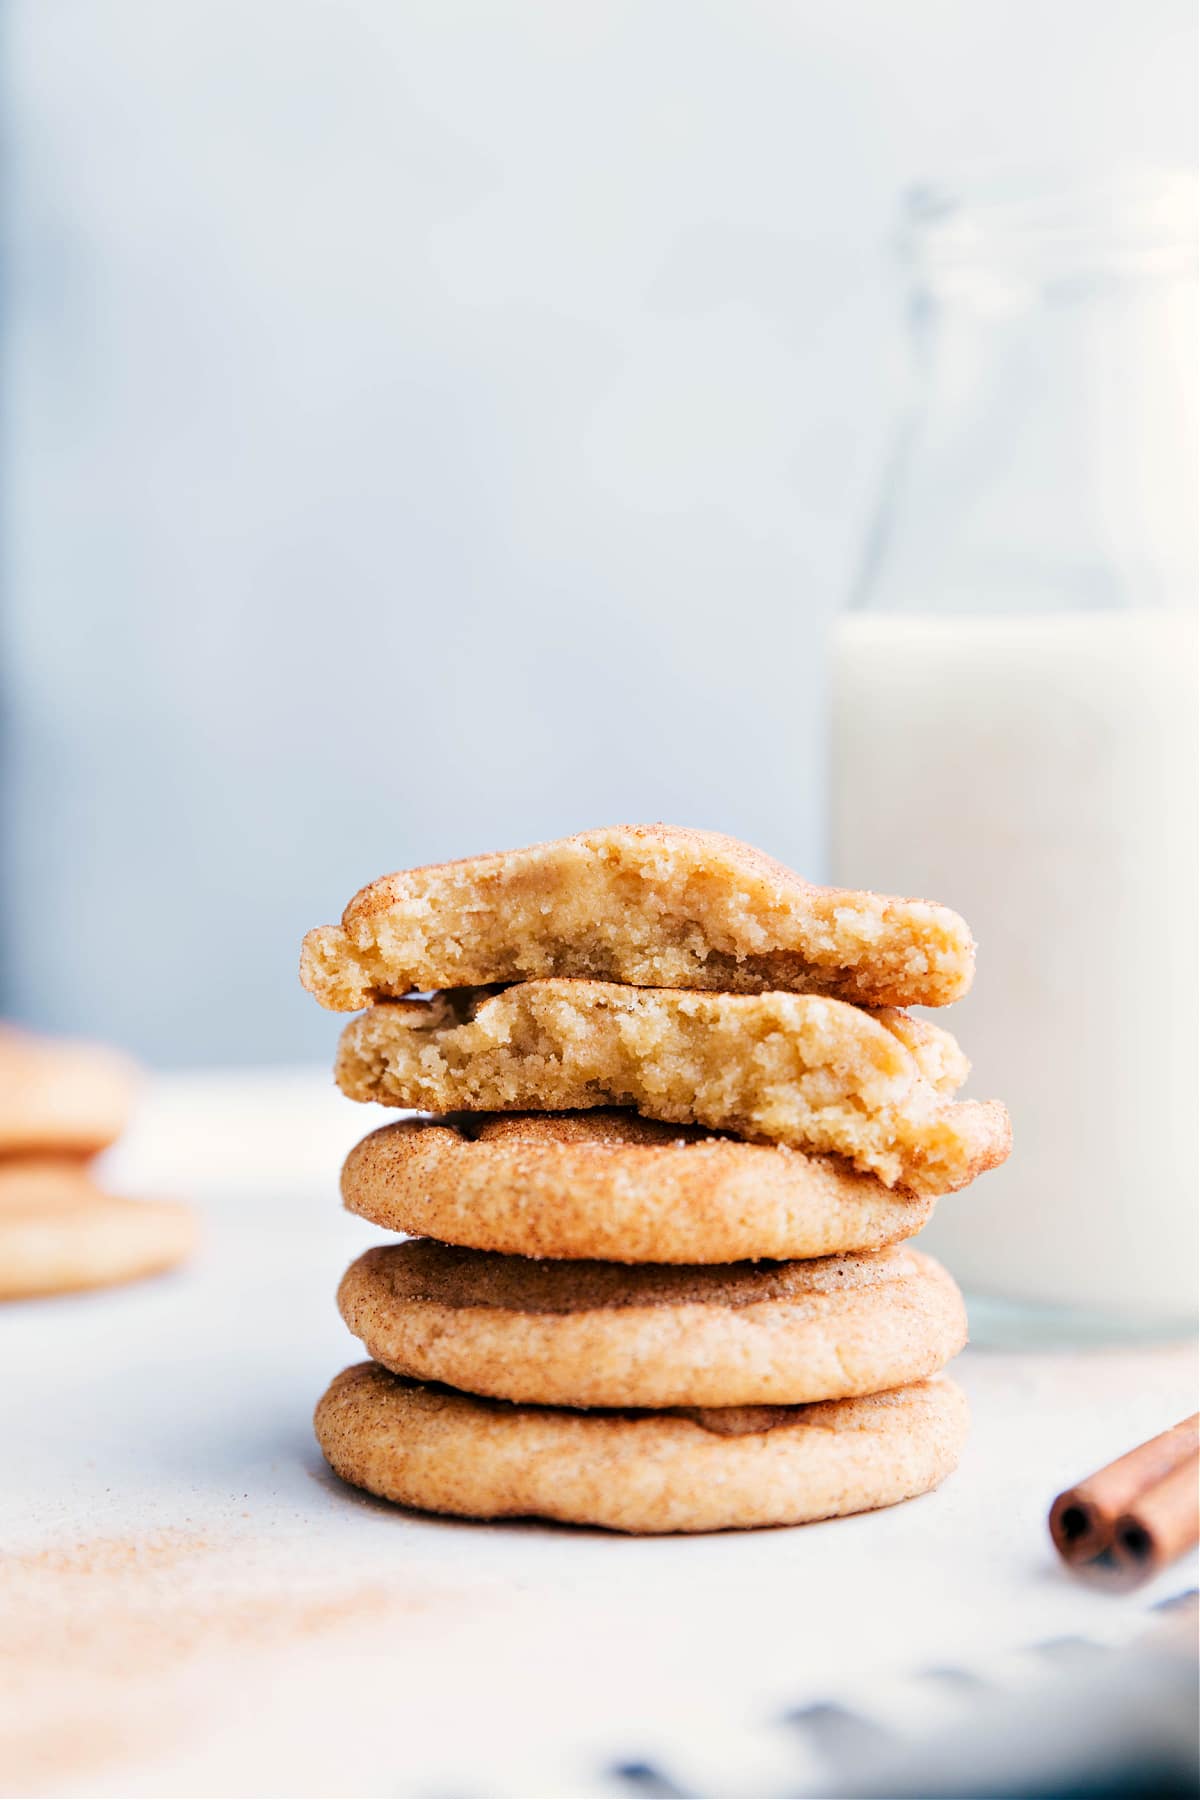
0 1024 139 1157
0 1024 196 1298
0 1160 196 1299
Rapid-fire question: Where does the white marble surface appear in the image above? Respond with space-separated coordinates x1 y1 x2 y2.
0 1069 1195 1797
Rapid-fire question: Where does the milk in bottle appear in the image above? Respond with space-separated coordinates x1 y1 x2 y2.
831 175 1198 1331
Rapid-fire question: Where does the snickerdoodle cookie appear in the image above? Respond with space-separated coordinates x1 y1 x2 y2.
0 1161 197 1299
334 983 1010 1193
301 825 974 1012
341 1112 936 1261
314 1362 969 1533
0 1026 138 1156
336 1240 967 1408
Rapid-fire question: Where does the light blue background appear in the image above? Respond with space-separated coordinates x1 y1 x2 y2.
3 0 1195 1063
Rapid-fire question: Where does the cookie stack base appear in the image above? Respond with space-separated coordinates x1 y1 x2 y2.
314 1363 969 1535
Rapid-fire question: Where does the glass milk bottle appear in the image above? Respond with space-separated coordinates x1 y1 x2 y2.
831 172 1198 1336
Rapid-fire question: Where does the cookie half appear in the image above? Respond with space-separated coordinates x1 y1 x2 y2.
0 1026 138 1156
300 824 975 1011
337 1240 966 1407
342 1112 935 1261
314 1362 969 1533
335 983 1010 1193
0 1161 197 1299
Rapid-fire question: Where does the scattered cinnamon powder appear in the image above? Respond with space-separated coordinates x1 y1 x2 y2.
0 1526 444 1794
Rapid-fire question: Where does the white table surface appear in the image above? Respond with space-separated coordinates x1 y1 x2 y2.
1 1069 1195 1799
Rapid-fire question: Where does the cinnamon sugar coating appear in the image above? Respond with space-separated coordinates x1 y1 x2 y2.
342 1111 935 1261
336 1240 968 1408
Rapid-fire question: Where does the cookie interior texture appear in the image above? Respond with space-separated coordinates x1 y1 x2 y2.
313 1363 971 1533
334 983 1010 1193
301 824 975 1011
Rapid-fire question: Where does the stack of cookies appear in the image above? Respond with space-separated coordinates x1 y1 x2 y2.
0 1026 195 1300
304 827 1010 1535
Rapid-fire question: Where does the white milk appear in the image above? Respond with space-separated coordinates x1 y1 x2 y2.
831 609 1198 1324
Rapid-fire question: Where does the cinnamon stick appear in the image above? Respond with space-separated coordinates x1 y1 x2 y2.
1049 1413 1199 1568
1112 1451 1200 1582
